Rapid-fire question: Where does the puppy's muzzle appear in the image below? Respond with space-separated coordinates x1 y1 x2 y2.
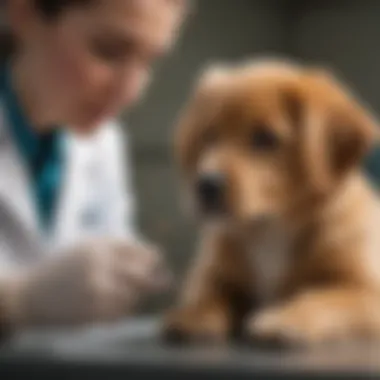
196 173 226 214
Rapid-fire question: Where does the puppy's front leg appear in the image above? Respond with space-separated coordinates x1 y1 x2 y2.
163 229 253 343
247 287 380 347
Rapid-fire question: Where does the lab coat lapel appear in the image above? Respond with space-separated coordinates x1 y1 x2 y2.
0 107 40 236
52 133 95 249
0 109 90 254
0 107 43 265
0 108 97 252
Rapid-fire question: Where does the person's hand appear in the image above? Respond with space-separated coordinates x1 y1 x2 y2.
1 238 171 328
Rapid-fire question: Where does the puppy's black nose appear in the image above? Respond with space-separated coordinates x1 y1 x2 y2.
196 173 226 212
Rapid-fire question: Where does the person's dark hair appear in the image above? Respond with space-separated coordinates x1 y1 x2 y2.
1 0 190 60
33 0 191 20
33 0 93 20
1 0 92 59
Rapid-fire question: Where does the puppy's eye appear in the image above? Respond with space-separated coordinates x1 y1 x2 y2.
203 129 218 146
250 128 279 150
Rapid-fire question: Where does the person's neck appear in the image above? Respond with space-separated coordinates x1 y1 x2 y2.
10 55 59 134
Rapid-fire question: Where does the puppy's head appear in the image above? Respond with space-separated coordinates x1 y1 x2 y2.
175 59 378 225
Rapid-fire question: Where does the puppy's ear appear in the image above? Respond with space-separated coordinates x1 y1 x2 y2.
287 69 378 193
174 65 228 174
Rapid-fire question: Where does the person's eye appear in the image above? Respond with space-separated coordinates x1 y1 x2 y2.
250 127 279 150
90 38 132 62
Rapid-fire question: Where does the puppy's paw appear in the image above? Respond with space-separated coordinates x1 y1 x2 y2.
246 299 343 349
161 306 230 345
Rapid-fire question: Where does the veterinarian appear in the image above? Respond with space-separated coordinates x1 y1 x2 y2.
0 0 188 336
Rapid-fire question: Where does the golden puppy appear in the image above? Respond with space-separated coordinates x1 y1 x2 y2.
163 58 380 347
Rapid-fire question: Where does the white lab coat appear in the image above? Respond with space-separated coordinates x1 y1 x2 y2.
0 101 137 272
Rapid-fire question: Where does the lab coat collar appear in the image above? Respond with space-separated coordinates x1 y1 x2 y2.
0 105 42 243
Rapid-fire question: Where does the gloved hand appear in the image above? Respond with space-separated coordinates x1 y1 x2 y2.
0 238 171 328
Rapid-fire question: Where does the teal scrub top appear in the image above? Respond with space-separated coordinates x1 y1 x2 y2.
0 64 65 233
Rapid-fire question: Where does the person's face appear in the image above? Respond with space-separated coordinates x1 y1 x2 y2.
11 0 185 133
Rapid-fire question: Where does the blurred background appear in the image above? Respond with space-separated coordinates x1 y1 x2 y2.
122 0 380 312
1 0 380 314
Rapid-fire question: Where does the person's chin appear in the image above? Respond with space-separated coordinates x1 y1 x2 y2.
70 114 109 136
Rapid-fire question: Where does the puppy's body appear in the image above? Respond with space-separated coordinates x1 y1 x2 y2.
164 59 380 346
249 221 292 303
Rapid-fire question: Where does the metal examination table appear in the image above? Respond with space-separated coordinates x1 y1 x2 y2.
0 317 380 379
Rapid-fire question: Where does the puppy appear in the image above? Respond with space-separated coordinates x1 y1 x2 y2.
163 58 380 348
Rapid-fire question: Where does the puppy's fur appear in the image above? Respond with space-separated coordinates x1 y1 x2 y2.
163 58 380 347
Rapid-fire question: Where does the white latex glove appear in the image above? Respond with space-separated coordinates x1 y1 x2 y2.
0 238 171 328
